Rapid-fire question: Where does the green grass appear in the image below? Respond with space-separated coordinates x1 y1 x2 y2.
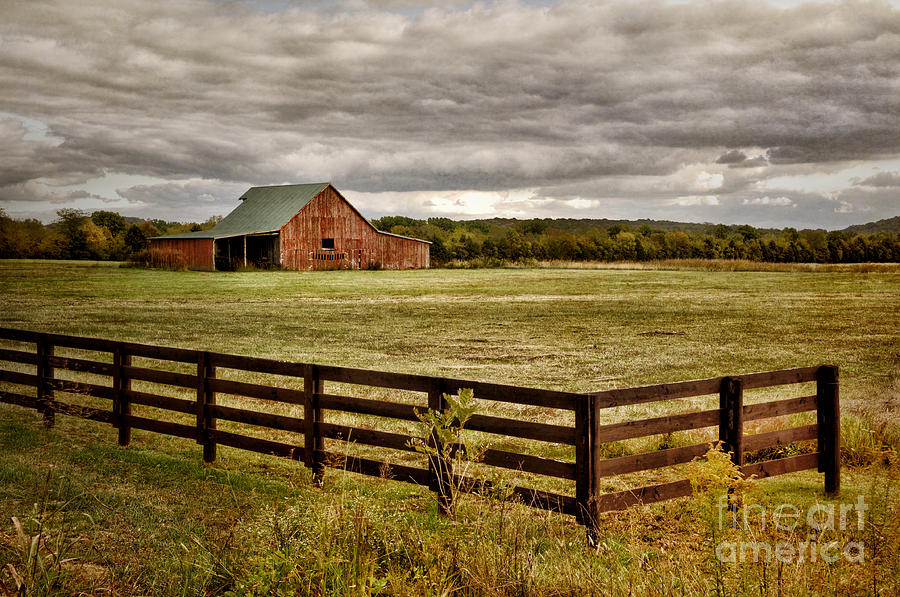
0 259 898 595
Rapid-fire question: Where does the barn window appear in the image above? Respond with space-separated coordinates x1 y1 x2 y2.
321 238 335 250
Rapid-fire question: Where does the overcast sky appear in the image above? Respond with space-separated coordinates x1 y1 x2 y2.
1 0 899 229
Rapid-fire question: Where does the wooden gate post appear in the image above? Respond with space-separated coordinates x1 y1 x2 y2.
575 393 592 531
817 365 840 495
304 364 325 486
113 343 132 446
36 335 55 429
719 377 744 466
197 352 217 463
428 378 452 515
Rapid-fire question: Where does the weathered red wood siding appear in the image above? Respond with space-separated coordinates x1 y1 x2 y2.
280 185 429 270
149 238 214 270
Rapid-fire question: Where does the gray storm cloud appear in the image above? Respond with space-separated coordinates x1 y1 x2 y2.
0 0 898 226
855 171 900 187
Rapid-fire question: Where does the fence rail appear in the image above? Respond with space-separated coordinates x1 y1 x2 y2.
0 327 840 532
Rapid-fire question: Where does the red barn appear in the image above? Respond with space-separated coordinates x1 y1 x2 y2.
150 183 430 271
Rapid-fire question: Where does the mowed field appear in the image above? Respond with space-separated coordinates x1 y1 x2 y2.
1 260 897 397
0 260 898 596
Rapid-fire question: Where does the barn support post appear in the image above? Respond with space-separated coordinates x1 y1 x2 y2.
36 335 55 429
817 366 840 495
719 377 744 466
304 364 324 486
427 378 452 515
575 394 593 532
113 343 132 446
197 352 217 463
243 236 247 268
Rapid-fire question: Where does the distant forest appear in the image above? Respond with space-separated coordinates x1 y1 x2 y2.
1 207 898 265
369 215 900 264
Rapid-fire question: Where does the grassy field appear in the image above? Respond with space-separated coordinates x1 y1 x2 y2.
0 260 898 595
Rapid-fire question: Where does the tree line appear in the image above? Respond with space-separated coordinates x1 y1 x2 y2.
1 207 897 264
371 216 900 264
0 208 219 261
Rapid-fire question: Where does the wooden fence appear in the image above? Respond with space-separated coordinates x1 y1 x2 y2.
0 328 839 530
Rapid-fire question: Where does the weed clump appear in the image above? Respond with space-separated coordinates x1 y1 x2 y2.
841 413 900 467
407 388 484 516
1 468 105 596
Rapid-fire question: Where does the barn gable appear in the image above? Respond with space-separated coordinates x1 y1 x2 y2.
150 183 429 271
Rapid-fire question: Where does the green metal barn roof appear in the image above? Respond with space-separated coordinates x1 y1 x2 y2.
155 182 330 240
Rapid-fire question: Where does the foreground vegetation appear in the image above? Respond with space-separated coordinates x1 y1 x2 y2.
0 260 898 595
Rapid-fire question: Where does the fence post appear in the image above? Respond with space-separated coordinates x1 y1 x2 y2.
817 365 840 496
36 335 55 429
197 352 216 463
719 377 744 467
428 378 452 515
113 343 132 446
575 393 592 530
588 394 603 540
304 364 324 486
